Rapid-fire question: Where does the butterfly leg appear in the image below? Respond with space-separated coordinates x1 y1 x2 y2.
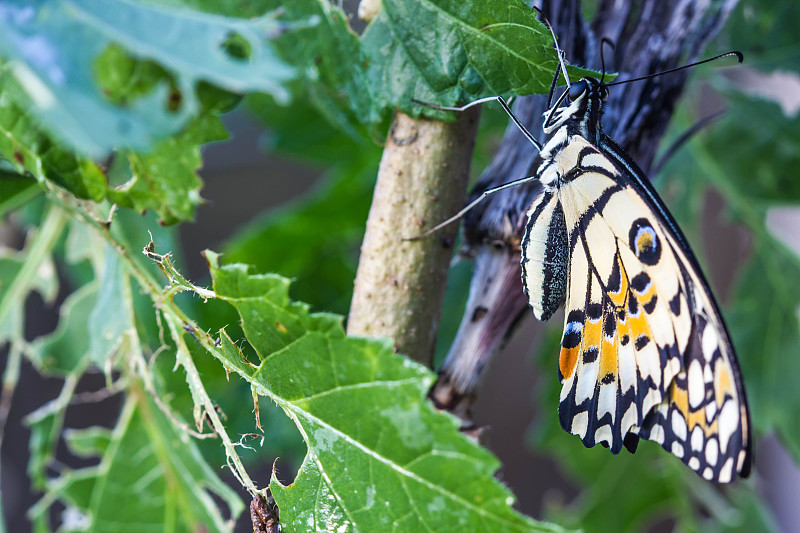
406 174 541 240
412 96 542 151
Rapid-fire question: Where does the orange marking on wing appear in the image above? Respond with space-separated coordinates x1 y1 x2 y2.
670 381 718 435
608 256 629 308
560 346 580 380
715 363 735 406
636 282 657 310
584 315 603 349
626 301 652 344
598 322 618 381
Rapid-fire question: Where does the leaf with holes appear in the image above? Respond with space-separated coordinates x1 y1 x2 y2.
177 251 569 532
0 0 295 158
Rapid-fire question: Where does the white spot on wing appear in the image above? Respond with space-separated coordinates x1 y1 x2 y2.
671 441 685 458
719 457 734 483
702 324 718 360
718 401 738 452
597 383 617 422
688 456 700 471
581 152 616 171
705 400 717 423
688 360 704 409
705 438 719 466
702 467 714 480
621 405 639 433
618 338 637 393
691 426 704 451
595 424 612 446
560 375 575 402
571 410 589 437
737 450 747 471
575 358 599 405
671 410 688 440
649 423 665 444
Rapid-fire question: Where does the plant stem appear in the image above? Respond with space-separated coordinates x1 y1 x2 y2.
347 109 480 366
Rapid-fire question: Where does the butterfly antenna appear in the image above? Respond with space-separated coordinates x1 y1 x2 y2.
533 7 571 88
606 51 743 87
545 50 571 108
599 37 615 85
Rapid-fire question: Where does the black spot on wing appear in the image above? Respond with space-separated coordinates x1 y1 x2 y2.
607 258 622 293
587 303 603 320
562 328 581 349
643 295 658 314
635 335 650 351
669 291 682 315
631 272 650 292
628 294 639 315
603 312 616 337
623 433 640 453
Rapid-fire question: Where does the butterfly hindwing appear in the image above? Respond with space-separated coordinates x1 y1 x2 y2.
545 136 750 482
636 245 752 482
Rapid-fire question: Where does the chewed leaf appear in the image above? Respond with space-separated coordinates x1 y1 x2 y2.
0 0 296 158
30 394 243 533
197 251 568 532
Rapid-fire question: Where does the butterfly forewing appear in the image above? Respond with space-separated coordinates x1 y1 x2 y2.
526 120 751 482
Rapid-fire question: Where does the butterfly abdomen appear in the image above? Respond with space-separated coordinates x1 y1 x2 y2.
521 191 568 321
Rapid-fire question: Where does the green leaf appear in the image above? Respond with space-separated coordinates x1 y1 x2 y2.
0 88 107 201
33 392 243 533
0 205 63 347
28 282 96 375
363 0 598 119
722 0 800 71
0 69 227 224
87 247 134 366
0 170 39 217
0 0 295 158
107 112 228 224
701 95 800 203
254 0 382 142
181 251 568 532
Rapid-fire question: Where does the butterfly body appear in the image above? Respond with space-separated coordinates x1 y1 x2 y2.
521 77 752 482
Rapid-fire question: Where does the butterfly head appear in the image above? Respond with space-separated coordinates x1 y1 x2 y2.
543 77 609 144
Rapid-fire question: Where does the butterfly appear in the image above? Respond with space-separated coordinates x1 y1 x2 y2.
418 54 752 483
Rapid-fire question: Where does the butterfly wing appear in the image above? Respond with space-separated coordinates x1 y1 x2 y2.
551 136 751 482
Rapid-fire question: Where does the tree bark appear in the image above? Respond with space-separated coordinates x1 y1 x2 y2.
347 109 480 366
